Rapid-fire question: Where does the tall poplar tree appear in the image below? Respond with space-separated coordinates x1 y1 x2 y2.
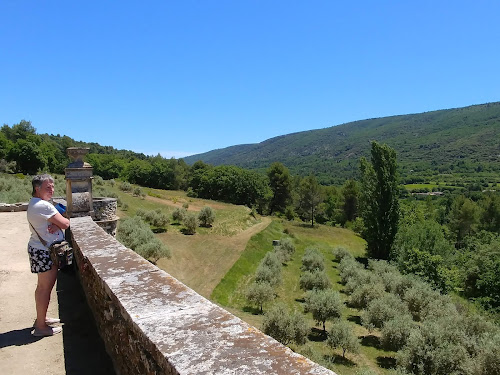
359 141 399 259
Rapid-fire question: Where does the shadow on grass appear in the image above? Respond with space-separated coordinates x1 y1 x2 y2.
180 228 195 235
242 306 262 315
308 327 327 342
347 315 362 325
360 335 381 349
324 354 357 367
295 298 305 303
377 356 397 369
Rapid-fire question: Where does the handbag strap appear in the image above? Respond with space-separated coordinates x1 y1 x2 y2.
29 222 48 247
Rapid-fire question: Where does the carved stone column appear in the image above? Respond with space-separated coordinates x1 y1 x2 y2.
65 147 94 218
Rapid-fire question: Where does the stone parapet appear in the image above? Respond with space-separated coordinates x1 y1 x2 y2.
0 202 28 212
69 216 336 375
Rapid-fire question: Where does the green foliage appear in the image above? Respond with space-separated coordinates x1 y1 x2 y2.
459 233 500 311
117 216 153 249
342 179 359 222
349 282 386 309
359 141 400 260
327 321 360 358
183 213 198 234
198 206 215 227
396 318 474 375
393 219 455 291
267 162 292 214
304 289 343 332
255 252 282 286
381 314 416 351
117 216 170 264
137 208 170 228
133 186 143 196
299 270 331 291
135 237 171 264
332 246 352 262
274 237 295 263
245 281 275 313
362 293 409 329
301 247 325 272
172 207 187 223
262 303 308 346
448 195 481 247
194 165 272 212
297 175 323 226
119 181 132 192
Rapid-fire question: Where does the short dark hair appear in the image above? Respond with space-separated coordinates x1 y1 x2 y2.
32 174 54 196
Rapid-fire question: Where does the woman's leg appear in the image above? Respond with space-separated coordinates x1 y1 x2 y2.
34 265 58 330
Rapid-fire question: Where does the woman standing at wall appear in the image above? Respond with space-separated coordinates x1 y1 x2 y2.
27 174 70 337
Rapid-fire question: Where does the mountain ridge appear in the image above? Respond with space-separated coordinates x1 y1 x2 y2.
184 102 500 184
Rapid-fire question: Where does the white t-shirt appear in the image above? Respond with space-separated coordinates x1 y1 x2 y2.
27 198 64 250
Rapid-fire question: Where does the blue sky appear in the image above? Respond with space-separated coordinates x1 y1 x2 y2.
1 1 499 158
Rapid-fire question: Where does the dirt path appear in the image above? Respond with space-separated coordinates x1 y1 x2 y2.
157 216 272 298
0 212 114 375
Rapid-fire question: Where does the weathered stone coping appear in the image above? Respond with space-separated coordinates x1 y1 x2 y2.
70 216 336 375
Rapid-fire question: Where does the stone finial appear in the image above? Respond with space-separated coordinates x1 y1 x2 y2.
67 147 91 168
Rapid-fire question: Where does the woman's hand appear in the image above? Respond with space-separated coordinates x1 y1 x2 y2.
48 224 61 234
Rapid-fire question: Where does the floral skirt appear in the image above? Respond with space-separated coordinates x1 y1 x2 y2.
27 244 53 273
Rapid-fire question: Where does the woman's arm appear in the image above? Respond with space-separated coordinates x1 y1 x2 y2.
48 212 70 231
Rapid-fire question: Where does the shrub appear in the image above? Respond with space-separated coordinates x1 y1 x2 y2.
327 321 360 358
198 206 216 227
245 281 275 313
119 181 132 192
299 270 331 291
284 206 296 221
362 293 409 329
186 187 197 197
172 207 187 223
133 186 143 196
402 282 438 321
183 213 198 234
182 202 189 209
279 237 296 257
338 256 364 284
304 289 343 332
108 179 115 187
349 282 385 309
332 246 352 262
301 247 325 272
396 320 473 375
381 315 416 351
93 175 104 185
136 237 171 264
255 264 282 287
262 303 308 346
117 216 155 250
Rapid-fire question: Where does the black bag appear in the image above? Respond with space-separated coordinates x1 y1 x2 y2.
49 240 72 269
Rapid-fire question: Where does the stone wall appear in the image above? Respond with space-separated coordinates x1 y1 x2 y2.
70 216 336 375
0 202 28 212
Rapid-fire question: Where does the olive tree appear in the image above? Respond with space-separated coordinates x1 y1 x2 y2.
304 289 343 332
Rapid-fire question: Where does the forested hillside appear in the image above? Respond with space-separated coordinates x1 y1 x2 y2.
184 102 500 184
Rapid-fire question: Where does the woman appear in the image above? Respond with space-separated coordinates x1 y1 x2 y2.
27 174 70 337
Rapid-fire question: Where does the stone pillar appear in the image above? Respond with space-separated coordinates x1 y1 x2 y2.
65 147 94 218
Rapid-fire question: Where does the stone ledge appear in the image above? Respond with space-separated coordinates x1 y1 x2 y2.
70 216 336 375
0 202 28 212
